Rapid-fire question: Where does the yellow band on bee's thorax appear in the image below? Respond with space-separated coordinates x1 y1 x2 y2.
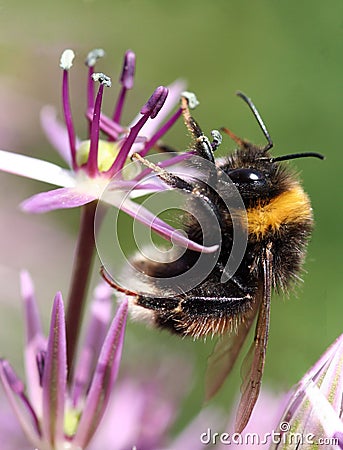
246 184 312 238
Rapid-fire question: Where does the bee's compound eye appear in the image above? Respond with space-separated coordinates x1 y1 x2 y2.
228 168 265 184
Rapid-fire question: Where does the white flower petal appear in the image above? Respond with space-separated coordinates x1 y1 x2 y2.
305 381 343 443
40 106 81 167
0 150 75 187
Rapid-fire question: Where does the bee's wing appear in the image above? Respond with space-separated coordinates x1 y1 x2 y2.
235 244 273 433
205 299 260 402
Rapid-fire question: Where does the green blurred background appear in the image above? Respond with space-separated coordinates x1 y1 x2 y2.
0 0 342 435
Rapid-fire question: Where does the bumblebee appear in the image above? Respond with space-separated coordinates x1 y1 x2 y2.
102 92 323 432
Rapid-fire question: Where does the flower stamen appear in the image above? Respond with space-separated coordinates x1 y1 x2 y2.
106 86 168 177
139 91 199 157
85 48 106 115
86 73 112 177
112 50 136 125
60 49 77 171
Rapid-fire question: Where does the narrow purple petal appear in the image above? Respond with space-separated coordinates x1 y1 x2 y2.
73 299 128 448
21 271 43 342
1 360 25 395
42 293 67 445
20 187 97 213
274 334 343 443
20 271 46 412
71 282 113 407
118 197 219 253
333 432 343 449
317 335 343 414
141 86 168 119
0 149 75 187
0 360 42 446
296 334 343 394
40 106 82 168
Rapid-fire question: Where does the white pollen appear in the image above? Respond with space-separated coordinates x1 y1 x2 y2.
181 91 200 109
59 49 75 70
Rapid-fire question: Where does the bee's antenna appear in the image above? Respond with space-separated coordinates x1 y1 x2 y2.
236 91 273 152
271 152 324 163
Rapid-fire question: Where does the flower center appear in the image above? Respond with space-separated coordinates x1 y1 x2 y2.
76 139 140 180
64 407 81 437
76 139 119 172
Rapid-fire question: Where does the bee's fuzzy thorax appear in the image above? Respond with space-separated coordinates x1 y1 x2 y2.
246 183 313 240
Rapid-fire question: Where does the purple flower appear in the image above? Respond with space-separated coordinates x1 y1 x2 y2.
219 336 343 449
0 49 213 253
0 271 128 450
0 272 225 449
270 334 343 449
209 335 343 449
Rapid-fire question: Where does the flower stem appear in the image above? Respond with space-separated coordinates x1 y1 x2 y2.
66 201 97 379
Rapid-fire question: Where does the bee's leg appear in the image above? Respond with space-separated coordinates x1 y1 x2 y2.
132 152 214 199
132 152 194 193
132 152 219 222
181 94 222 163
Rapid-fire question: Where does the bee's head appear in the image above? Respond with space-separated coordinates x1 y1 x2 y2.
220 92 324 203
223 142 322 203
